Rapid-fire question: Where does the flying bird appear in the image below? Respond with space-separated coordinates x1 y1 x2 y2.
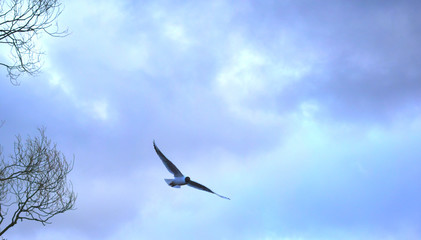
153 141 230 200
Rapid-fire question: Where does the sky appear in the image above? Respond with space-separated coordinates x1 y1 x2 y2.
1 0 421 239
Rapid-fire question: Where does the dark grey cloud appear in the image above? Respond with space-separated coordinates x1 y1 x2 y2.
119 0 418 131
224 0 421 125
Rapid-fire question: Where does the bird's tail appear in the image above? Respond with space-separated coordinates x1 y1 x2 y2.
165 179 180 188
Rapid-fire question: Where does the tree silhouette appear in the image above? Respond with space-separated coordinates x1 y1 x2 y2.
0 127 76 237
0 0 67 85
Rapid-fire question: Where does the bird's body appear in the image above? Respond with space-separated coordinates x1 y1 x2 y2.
166 176 190 187
153 141 230 200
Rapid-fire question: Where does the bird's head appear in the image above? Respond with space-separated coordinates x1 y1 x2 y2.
185 176 191 183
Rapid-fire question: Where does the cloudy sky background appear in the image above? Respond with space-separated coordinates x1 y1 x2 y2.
1 0 421 239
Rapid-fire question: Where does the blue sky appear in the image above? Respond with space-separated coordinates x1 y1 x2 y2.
1 0 421 239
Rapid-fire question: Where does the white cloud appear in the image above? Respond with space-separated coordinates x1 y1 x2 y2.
42 68 113 123
213 33 318 126
90 100 109 121
163 22 192 48
299 101 319 119
216 47 268 102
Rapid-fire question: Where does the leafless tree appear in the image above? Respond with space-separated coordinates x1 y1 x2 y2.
0 0 67 85
0 127 76 237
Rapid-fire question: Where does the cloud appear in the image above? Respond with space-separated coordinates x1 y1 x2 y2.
202 0 421 126
2 0 421 240
268 1 421 124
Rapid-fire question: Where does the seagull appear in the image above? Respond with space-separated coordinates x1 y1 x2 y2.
153 141 230 200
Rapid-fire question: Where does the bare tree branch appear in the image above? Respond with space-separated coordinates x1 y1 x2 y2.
0 0 67 85
0 127 76 237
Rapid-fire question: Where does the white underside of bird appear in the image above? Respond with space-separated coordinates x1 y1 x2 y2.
154 141 230 200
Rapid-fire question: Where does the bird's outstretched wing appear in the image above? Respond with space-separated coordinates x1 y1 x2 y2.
187 180 230 200
153 141 183 177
